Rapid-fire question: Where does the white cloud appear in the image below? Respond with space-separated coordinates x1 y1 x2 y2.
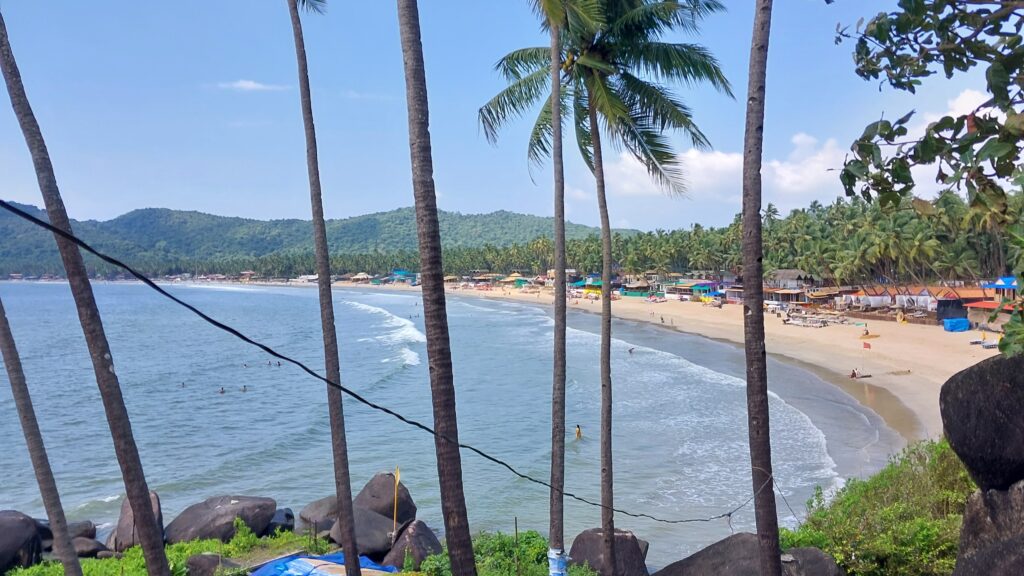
217 80 289 92
598 132 845 212
566 185 591 201
341 89 391 101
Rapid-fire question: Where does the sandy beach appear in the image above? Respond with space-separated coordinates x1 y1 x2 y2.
333 281 999 442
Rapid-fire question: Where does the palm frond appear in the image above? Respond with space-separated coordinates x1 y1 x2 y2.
607 0 724 40
565 0 606 37
298 0 327 15
495 47 550 80
610 108 687 196
573 81 595 172
584 73 630 126
619 41 732 96
479 67 551 144
617 72 709 149
527 96 556 169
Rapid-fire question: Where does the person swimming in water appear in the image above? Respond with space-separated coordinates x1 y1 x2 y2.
628 347 635 355
575 425 582 440
219 387 225 394
241 385 248 392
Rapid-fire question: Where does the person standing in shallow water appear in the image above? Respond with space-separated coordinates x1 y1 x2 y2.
575 425 582 440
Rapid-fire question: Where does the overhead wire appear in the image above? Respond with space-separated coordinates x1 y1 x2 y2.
0 198 785 526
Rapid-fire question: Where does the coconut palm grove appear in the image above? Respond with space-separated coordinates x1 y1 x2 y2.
1 1 1023 576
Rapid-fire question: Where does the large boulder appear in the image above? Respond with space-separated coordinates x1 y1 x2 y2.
568 528 649 576
72 537 108 558
953 479 1024 575
0 511 42 573
354 473 417 526
106 491 164 552
186 553 242 576
299 495 338 533
330 506 410 557
36 519 96 551
381 520 442 570
164 495 276 544
652 533 843 576
940 354 1024 490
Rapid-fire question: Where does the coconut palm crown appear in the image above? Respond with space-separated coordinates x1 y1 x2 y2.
480 0 732 191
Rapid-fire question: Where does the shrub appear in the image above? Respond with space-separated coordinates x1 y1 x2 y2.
418 531 597 576
780 439 975 576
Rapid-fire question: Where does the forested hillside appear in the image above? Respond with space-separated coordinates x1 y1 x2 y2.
0 203 627 275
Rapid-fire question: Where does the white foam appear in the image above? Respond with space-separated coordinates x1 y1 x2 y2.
399 347 421 366
342 300 426 344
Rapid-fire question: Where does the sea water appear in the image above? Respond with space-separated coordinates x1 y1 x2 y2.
0 282 902 567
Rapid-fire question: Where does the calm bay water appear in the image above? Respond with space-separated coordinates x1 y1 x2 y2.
0 282 902 567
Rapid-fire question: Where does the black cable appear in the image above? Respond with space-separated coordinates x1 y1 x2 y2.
1 198 776 525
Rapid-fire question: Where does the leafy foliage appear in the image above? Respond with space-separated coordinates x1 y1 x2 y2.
418 531 597 576
781 440 976 576
11 519 331 576
836 0 1024 354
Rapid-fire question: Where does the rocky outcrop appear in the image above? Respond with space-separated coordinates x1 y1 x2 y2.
568 528 649 576
330 506 409 557
164 495 276 544
299 495 338 533
381 520 442 570
186 553 242 576
953 479 1024 575
354 473 417 526
0 511 42 573
651 533 842 576
72 536 108 558
106 491 164 552
940 354 1024 491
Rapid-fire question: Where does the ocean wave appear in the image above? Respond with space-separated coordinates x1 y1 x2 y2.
399 347 421 366
341 300 426 344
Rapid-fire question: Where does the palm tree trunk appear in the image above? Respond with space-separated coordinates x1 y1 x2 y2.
588 93 616 576
395 3 476 575
0 297 83 576
284 2 361 574
0 11 171 576
548 19 568 563
740 2 782 575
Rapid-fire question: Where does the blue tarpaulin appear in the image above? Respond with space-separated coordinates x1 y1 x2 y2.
250 552 399 576
943 318 970 332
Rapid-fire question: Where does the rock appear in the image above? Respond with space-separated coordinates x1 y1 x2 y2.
299 495 338 533
940 354 1024 490
0 510 42 573
266 508 295 535
636 537 650 561
651 533 843 576
954 479 1024 575
164 495 276 544
106 491 164 552
68 520 97 540
35 519 96 551
381 520 442 570
72 537 108 558
354 473 417 526
568 528 649 576
186 553 242 576
330 506 409 557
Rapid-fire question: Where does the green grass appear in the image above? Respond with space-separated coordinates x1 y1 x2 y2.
780 439 976 576
418 531 597 576
11 519 333 576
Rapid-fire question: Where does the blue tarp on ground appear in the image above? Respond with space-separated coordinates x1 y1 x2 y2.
943 318 970 332
250 552 399 576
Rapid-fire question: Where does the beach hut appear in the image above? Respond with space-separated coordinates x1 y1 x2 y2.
767 269 813 289
724 285 744 304
981 276 1019 300
351 272 372 283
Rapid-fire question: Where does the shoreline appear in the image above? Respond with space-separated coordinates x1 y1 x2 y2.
320 281 997 442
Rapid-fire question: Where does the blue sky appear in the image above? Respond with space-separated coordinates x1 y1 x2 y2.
0 1 983 231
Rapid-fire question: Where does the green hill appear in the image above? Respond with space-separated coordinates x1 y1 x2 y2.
0 203 630 275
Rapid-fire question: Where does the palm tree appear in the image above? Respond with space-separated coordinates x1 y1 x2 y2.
739 1 781 575
395 2 476 575
0 297 83 576
284 1 361 574
482 1 730 568
0 11 171 575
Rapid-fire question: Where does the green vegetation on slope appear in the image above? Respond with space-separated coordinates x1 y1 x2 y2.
0 203 629 276
419 531 596 576
781 439 976 576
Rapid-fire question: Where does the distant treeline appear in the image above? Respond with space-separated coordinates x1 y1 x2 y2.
3 192 1022 282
